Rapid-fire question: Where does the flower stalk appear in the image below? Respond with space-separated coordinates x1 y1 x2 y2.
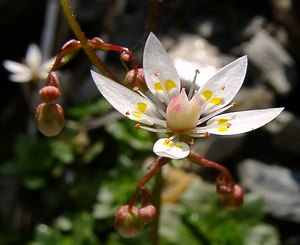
59 0 118 81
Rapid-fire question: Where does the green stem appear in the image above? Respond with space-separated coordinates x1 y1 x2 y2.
59 0 118 81
151 167 163 245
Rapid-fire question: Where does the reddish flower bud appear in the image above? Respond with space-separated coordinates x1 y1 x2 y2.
124 68 147 93
139 205 157 224
114 205 144 238
39 86 61 102
35 103 64 137
218 184 244 210
120 52 130 62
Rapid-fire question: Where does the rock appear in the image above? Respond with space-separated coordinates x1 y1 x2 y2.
192 134 245 163
244 30 296 95
167 34 221 88
238 159 300 222
265 110 300 155
233 85 275 110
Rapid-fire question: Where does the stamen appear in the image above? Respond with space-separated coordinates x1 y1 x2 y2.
133 86 167 119
154 72 170 104
138 124 169 133
125 111 130 115
188 69 200 100
204 131 210 138
135 123 141 129
197 103 235 125
226 123 232 128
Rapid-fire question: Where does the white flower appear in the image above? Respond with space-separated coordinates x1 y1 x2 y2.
91 33 284 160
3 44 55 83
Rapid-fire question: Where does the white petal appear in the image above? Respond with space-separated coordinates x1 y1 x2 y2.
41 57 56 72
143 33 180 104
153 138 190 159
26 43 42 71
91 70 161 126
199 56 247 114
9 73 32 82
3 60 30 73
203 107 284 135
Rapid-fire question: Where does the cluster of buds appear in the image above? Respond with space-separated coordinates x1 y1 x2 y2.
216 172 244 210
114 204 157 238
35 72 64 137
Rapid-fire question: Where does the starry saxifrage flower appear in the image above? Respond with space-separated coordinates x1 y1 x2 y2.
91 33 284 160
3 43 55 83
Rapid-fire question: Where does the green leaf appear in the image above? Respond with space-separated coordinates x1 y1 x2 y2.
50 140 74 164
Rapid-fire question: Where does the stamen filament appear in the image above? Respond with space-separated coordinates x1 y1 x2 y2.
188 69 200 100
137 124 169 133
134 86 166 119
197 102 235 125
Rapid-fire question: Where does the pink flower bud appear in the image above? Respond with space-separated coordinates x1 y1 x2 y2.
139 205 157 224
114 205 144 238
39 86 61 102
166 90 201 132
35 103 64 137
124 68 147 93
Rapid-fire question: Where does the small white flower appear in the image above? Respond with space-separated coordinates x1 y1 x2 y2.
91 33 284 159
3 43 55 83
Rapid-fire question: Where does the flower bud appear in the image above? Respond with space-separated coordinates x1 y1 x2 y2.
138 205 157 224
218 184 244 210
114 205 144 238
124 68 147 93
39 86 61 102
120 52 130 62
166 90 201 132
35 103 64 137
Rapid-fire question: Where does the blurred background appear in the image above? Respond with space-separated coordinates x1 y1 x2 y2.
0 0 299 244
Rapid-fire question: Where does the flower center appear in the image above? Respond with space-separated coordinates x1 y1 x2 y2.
166 89 201 133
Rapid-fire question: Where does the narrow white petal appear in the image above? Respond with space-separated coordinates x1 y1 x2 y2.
26 43 42 71
204 107 284 135
3 60 30 73
91 70 160 125
143 33 180 104
153 138 190 159
9 72 32 83
199 56 247 114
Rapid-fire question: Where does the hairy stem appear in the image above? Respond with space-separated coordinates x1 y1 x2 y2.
59 0 118 81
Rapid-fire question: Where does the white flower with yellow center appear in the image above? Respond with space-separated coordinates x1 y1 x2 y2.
3 44 55 83
91 33 284 159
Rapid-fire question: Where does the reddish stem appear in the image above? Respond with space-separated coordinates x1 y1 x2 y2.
128 157 169 210
188 151 230 175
